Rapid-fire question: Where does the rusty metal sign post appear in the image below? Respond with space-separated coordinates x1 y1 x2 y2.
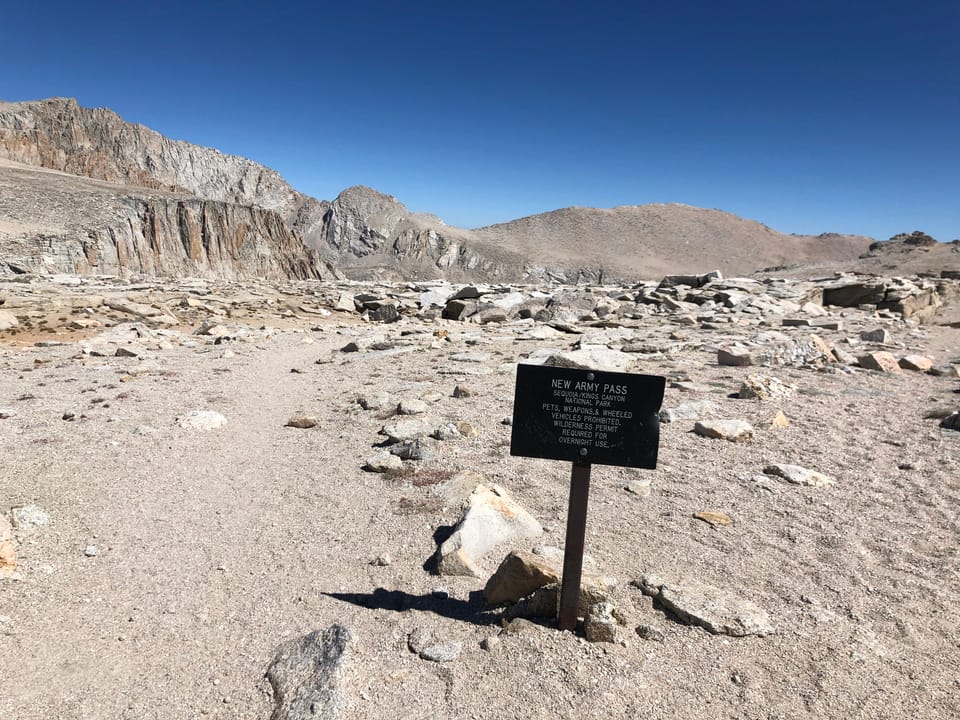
510 363 665 632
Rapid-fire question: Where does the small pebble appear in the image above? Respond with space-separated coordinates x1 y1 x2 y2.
480 636 501 651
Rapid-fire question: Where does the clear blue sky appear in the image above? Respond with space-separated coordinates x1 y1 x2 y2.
2 1 957 240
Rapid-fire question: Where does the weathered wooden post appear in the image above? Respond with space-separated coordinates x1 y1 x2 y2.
509 364 665 632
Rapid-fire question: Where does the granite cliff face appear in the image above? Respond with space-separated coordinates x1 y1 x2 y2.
314 185 516 280
0 97 500 280
0 97 298 210
0 98 335 280
0 160 327 280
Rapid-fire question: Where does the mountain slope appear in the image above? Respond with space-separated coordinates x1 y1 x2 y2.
473 204 873 280
0 97 875 282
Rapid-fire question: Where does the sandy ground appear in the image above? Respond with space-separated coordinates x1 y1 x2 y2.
1 283 959 720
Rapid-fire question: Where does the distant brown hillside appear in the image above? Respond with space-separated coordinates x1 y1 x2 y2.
472 204 873 280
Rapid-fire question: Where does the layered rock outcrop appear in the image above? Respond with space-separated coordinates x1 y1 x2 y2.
0 98 506 280
313 185 519 280
0 97 300 211
0 161 332 280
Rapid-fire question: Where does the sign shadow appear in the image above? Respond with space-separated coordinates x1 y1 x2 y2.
322 588 498 627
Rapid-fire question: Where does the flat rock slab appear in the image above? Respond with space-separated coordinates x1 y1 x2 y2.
265 625 355 720
437 484 542 577
694 419 754 442
637 573 774 637
408 629 462 662
858 351 901 373
380 418 433 443
660 400 720 424
763 463 833 487
543 346 635 373
176 410 227 431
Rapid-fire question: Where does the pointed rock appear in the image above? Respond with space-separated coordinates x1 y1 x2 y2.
437 484 542 577
265 625 356 720
858 351 901 373
483 551 561 606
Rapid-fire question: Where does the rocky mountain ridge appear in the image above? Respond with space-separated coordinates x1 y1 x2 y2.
0 159 332 281
1 97 878 282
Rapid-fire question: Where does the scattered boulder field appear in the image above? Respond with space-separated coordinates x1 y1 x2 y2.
1 267 959 719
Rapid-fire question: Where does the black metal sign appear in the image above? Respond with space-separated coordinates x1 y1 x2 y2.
509 364 665 469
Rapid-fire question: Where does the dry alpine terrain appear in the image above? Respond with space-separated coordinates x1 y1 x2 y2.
0 97 873 284
1 268 959 720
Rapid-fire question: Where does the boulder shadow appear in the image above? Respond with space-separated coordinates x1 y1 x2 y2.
421 523 457 574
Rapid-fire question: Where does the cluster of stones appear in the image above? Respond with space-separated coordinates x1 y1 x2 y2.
1 269 956 339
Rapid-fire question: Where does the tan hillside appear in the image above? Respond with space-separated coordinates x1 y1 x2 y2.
473 204 874 280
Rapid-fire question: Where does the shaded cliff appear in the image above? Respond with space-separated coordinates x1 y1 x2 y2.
0 160 331 280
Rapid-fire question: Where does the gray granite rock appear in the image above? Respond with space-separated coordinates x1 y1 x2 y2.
636 573 774 637
408 627 462 662
380 418 432 442
397 398 428 415
0 309 19 330
176 409 227 431
265 625 355 720
584 602 619 643
763 464 833 487
363 452 403 473
10 505 52 534
660 400 720 423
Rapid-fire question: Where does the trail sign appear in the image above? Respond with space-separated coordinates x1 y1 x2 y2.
509 363 665 631
510 364 665 469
